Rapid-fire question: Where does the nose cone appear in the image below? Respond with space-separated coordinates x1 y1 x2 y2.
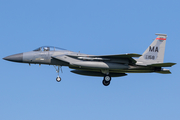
3 53 23 62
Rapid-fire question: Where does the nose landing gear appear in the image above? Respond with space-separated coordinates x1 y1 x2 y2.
53 65 62 82
56 76 61 82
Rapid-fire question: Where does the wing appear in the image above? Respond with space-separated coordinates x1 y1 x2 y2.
67 53 141 65
94 53 142 58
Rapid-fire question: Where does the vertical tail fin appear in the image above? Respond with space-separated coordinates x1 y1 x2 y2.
136 33 167 65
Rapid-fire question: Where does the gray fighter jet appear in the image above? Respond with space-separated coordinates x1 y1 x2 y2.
3 33 176 86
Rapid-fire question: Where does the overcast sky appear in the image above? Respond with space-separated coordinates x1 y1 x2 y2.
0 0 179 120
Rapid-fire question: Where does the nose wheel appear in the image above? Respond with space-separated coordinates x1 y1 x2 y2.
56 76 61 82
54 65 62 82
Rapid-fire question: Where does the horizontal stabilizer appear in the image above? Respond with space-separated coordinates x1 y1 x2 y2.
148 62 176 67
156 69 171 74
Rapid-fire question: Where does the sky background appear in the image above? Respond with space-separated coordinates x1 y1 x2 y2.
0 0 180 120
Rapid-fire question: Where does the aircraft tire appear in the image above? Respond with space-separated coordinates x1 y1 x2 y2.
104 75 111 82
102 80 110 86
56 77 61 82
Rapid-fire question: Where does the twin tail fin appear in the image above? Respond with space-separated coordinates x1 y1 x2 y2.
136 33 168 65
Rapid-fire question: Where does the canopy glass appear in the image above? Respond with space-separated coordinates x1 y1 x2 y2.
33 46 66 51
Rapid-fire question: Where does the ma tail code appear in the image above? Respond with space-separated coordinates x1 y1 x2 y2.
149 46 158 52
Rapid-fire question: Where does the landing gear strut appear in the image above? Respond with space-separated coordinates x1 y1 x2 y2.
53 65 62 82
102 75 111 86
101 70 111 86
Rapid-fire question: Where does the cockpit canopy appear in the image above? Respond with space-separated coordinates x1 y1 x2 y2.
33 46 66 51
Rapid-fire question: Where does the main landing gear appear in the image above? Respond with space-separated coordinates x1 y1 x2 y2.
53 65 62 82
101 70 111 86
102 75 111 86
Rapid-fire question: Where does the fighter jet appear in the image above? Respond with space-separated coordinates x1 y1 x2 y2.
3 33 176 86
